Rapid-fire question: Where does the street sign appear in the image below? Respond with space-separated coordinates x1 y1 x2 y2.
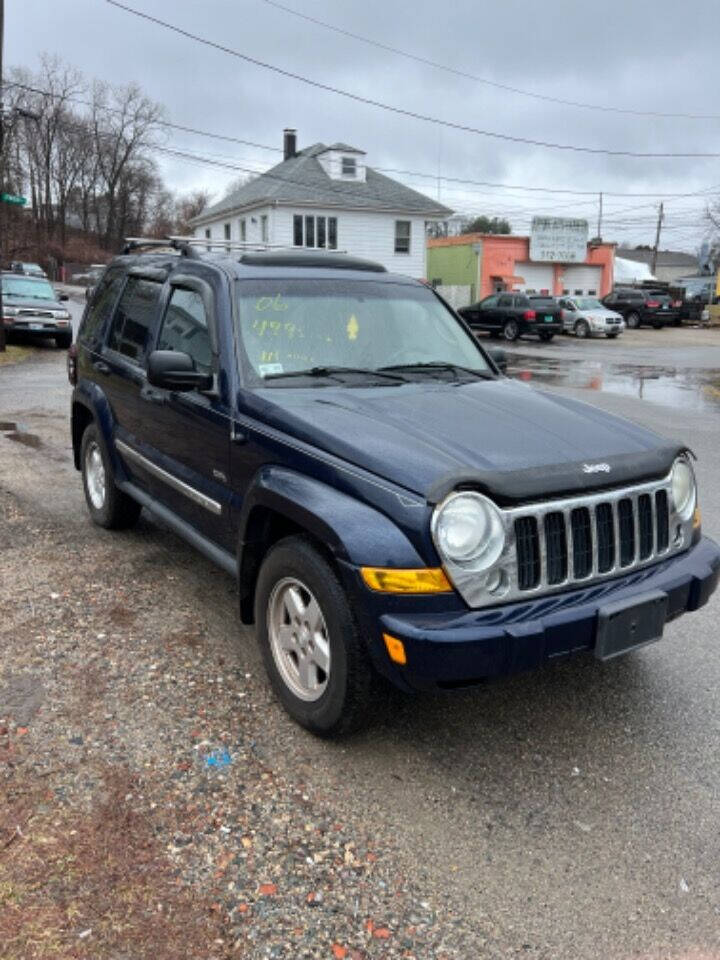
0 193 27 206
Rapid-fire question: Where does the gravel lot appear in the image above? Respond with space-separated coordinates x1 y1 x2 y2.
2 317 720 959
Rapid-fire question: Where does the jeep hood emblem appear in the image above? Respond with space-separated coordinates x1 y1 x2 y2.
582 462 611 474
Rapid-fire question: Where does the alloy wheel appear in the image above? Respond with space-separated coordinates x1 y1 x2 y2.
267 578 331 702
85 441 106 509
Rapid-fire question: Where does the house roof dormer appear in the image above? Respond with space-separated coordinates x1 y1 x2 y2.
317 143 367 183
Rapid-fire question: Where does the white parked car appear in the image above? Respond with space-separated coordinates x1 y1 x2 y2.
558 296 625 339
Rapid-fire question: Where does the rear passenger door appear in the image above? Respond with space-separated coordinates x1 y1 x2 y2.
99 272 164 494
133 273 233 552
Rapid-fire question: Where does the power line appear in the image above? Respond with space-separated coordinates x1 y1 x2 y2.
261 0 720 123
104 0 720 159
8 78 720 201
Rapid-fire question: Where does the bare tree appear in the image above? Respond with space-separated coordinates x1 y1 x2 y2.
91 79 164 246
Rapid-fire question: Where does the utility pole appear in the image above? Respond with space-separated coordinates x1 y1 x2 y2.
597 192 603 240
651 201 664 277
0 0 5 352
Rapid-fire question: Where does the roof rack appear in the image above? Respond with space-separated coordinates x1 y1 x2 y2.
166 235 292 253
122 236 201 258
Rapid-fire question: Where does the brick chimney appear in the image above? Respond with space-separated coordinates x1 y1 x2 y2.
283 128 297 161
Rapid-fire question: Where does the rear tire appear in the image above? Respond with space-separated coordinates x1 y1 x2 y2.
55 332 72 349
626 312 640 329
652 321 664 330
80 423 141 530
539 331 554 342
575 320 590 338
254 536 374 737
503 319 520 341
606 332 619 339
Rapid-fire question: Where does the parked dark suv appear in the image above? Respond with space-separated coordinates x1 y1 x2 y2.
69 241 720 736
602 288 679 329
458 293 562 341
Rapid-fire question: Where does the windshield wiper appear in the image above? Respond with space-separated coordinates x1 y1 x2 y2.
263 365 406 384
377 362 494 380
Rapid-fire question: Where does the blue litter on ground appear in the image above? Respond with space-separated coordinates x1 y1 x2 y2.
205 749 232 768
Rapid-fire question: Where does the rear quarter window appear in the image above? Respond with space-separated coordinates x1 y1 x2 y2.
79 269 126 347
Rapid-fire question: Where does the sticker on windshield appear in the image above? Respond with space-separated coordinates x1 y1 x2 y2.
259 363 284 376
347 314 359 340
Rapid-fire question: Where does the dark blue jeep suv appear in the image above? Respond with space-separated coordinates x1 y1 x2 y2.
69 242 720 736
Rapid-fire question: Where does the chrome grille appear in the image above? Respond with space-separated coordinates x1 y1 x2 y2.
18 309 54 318
513 479 675 595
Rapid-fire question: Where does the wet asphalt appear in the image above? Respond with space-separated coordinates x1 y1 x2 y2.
2 300 720 959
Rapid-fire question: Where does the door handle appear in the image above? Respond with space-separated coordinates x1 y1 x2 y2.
140 385 166 405
93 360 111 375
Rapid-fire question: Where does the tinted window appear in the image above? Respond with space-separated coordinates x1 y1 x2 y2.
157 287 213 376
498 295 513 307
528 297 555 307
107 277 162 365
80 269 125 346
480 295 498 307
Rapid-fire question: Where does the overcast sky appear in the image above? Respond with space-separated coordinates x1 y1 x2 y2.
8 0 720 250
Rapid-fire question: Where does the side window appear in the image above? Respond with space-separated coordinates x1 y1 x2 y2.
157 287 213 376
106 277 162 366
79 270 125 346
481 295 497 307
498 295 513 307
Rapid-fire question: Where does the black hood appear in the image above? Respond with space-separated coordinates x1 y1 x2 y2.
249 379 684 505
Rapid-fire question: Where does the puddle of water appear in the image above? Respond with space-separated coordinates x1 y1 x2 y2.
6 431 42 448
507 352 720 413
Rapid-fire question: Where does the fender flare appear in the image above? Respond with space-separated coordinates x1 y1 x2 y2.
238 465 425 568
71 383 122 476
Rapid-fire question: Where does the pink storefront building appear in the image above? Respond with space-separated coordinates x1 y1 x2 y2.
427 233 615 303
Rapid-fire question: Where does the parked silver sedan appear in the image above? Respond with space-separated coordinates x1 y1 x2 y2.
558 296 625 339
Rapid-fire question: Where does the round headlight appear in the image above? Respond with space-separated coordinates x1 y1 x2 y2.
671 457 696 520
433 492 505 569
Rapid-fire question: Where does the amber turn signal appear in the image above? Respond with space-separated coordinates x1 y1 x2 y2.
360 567 452 594
693 506 701 529
383 633 407 665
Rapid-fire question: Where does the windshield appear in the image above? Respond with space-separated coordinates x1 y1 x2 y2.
236 279 492 384
2 277 56 300
574 297 603 309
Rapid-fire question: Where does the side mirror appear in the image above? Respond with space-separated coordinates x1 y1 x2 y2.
147 350 213 392
488 346 508 374
59 292 69 301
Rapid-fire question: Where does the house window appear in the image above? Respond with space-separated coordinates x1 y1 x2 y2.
341 156 356 177
260 215 268 243
293 215 338 250
224 223 231 241
395 220 411 254
239 218 246 242
204 228 211 251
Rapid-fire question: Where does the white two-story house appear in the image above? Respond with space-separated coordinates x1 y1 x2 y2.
189 130 452 278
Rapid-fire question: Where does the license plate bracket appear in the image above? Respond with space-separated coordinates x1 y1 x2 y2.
544 315 554 323
595 590 668 661
28 322 44 331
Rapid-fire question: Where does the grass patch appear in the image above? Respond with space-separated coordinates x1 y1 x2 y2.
0 345 35 367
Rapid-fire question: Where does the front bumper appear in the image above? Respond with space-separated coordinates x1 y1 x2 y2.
3 318 70 335
371 536 720 691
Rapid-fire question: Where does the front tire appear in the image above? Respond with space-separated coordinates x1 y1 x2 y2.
80 424 141 530
254 536 373 737
574 319 590 338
